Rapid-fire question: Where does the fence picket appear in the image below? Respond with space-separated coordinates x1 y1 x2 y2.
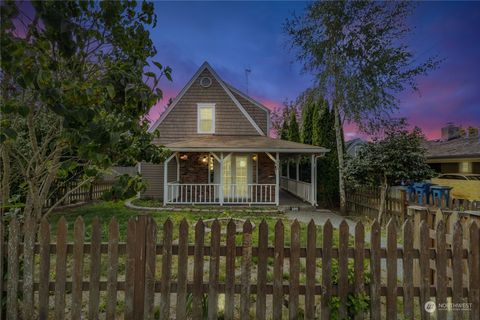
338 220 349 319
305 220 316 320
273 220 285 320
402 219 414 319
436 220 447 320
370 220 381 320
22 216 36 320
225 219 236 320
192 220 205 320
321 220 333 320
208 219 221 320
54 217 68 320
106 218 119 320
144 217 157 320
38 218 51 320
354 221 365 320
71 217 85 320
88 217 102 319
469 221 480 320
256 220 268 320
386 219 397 318
419 220 430 320
176 219 189 320
125 218 137 319
289 220 300 320
7 218 19 320
240 220 253 320
159 219 173 319
452 221 463 320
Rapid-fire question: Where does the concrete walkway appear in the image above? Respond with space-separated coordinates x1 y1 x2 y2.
286 209 357 234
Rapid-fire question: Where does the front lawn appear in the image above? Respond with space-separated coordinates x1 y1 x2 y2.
49 201 349 247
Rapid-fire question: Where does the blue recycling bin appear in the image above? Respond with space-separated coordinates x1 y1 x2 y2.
430 185 453 207
412 182 435 205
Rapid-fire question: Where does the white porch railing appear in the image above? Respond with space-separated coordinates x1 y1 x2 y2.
280 176 312 203
166 183 276 204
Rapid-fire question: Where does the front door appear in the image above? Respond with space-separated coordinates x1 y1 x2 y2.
235 156 248 198
222 154 250 200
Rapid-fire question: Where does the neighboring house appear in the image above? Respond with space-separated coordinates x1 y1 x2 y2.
424 124 480 174
345 138 366 158
140 62 328 206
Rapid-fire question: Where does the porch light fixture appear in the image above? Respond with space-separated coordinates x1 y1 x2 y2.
252 154 257 161
202 156 208 164
180 154 188 161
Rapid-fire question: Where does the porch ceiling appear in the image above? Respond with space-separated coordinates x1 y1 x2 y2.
165 135 329 154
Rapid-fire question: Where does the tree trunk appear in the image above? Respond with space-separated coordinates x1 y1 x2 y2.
377 177 389 223
0 144 11 216
333 102 346 213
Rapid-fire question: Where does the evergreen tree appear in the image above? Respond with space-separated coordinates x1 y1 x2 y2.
315 100 342 208
288 111 301 142
301 99 315 145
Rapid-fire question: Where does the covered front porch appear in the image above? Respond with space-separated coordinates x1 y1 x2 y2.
162 136 328 206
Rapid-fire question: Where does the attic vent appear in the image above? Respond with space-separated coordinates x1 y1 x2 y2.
200 77 212 88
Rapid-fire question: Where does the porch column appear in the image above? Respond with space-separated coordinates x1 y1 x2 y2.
310 154 316 206
296 155 300 181
287 159 290 179
219 153 224 206
276 152 280 206
163 153 177 206
176 154 180 182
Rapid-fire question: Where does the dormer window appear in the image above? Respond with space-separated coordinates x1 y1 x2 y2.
197 103 215 133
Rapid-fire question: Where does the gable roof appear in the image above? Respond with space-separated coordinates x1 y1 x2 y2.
148 62 265 135
423 137 480 160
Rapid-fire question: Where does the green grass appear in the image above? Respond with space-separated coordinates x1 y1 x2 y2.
49 201 349 246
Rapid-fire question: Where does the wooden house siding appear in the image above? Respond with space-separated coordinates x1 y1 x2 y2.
154 69 259 145
231 91 268 134
140 160 177 199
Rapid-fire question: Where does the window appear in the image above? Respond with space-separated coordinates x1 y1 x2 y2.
197 103 215 133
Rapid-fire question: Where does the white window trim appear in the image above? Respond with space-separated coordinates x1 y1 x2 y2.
197 103 216 134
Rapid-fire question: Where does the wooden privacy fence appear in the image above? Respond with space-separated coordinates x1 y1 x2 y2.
346 186 408 224
1 216 479 320
346 186 480 225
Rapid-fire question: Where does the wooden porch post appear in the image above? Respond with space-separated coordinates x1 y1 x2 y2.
287 159 290 179
176 154 180 182
296 155 300 181
276 152 280 206
219 153 224 206
310 154 316 206
163 153 177 206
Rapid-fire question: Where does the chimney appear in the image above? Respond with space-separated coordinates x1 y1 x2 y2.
441 123 461 141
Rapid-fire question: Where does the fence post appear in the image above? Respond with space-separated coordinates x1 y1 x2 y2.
400 189 407 223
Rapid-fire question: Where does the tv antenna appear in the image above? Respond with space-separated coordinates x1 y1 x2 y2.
245 67 251 94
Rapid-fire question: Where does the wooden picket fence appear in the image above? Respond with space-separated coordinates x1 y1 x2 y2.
44 179 115 208
1 215 479 320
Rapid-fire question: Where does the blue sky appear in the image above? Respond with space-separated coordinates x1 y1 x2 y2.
147 1 480 140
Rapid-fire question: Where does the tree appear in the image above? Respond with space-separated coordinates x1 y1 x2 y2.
301 97 315 145
1 1 171 220
287 111 300 143
345 120 435 222
285 1 439 213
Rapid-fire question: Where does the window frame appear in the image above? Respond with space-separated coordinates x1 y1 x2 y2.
197 103 216 134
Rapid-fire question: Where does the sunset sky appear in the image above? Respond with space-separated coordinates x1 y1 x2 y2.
146 1 480 140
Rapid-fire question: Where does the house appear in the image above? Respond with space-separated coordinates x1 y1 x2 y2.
345 138 366 158
424 124 480 174
140 62 328 206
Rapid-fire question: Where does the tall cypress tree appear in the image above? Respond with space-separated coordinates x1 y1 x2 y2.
288 111 301 142
301 99 315 145
315 100 342 208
